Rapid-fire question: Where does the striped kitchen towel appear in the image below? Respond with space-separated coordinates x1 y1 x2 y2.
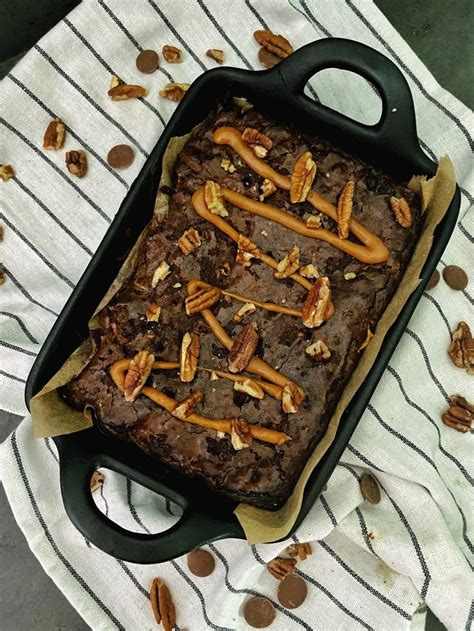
0 1 473 630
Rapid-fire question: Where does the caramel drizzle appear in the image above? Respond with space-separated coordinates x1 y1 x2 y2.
109 359 289 445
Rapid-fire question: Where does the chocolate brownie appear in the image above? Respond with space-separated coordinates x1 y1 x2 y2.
64 102 422 509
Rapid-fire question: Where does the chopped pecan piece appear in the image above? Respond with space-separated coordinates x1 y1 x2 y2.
359 327 374 351
178 227 202 255
206 48 225 64
282 382 303 413
234 378 265 400
337 180 355 239
173 391 204 419
242 127 273 157
0 266 5 285
287 542 312 561
210 370 219 381
146 303 161 322
123 350 155 401
275 245 300 279
299 263 319 279
448 321 474 374
233 96 254 112
344 272 357 280
162 45 182 63
151 261 170 287
290 151 316 203
180 332 200 382
442 395 473 433
221 158 236 173
90 471 105 493
301 277 334 329
234 302 257 322
159 82 190 102
0 165 14 182
216 262 231 278
108 83 147 100
150 578 176 631
267 557 297 580
204 180 228 217
390 196 413 228
230 418 253 450
236 234 260 267
109 75 121 89
43 117 66 150
259 178 277 200
306 339 331 361
185 286 221 315
253 30 294 59
0 226 3 242
305 214 322 229
65 150 87 178
228 322 259 373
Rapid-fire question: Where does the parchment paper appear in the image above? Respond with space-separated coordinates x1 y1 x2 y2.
30 108 456 543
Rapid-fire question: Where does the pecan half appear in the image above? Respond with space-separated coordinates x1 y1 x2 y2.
242 127 273 158
146 303 161 322
180 332 200 382
236 234 260 267
290 151 316 203
337 180 355 239
442 394 473 433
204 180 228 217
234 378 265 400
282 382 303 413
275 245 300 279
390 196 413 228
234 302 257 322
90 471 105 493
150 578 176 631
306 339 331 361
359 327 374 351
178 227 202 255
221 158 236 173
301 277 334 329
448 321 474 374
173 391 204 419
162 45 182 63
253 30 294 59
228 322 259 373
108 83 147 100
43 117 66 150
65 150 87 178
206 48 225 64
287 542 312 561
185 286 221 315
159 82 190 102
123 350 155 401
151 261 170 287
267 557 297 580
0 165 14 182
260 178 277 200
299 263 319 279
230 418 253 450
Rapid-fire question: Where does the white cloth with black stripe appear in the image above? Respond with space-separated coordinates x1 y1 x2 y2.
0 1 473 629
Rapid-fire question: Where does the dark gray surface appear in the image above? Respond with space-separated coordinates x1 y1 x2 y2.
1 0 470 629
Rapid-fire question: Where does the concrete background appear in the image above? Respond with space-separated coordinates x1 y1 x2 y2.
1 1 472 629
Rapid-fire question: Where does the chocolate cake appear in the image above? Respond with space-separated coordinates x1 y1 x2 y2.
64 102 422 509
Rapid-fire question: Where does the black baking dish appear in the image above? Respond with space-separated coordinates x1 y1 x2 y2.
25 38 460 564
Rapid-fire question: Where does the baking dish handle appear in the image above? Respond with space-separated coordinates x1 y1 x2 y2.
56 433 242 563
275 37 420 158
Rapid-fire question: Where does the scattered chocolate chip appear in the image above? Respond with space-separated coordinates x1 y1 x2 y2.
277 574 307 609
442 265 468 291
107 144 135 169
258 47 281 69
160 185 173 195
425 269 440 291
136 49 159 74
244 597 276 628
360 473 381 504
187 549 215 577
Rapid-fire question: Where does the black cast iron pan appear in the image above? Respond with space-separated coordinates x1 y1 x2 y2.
25 38 460 563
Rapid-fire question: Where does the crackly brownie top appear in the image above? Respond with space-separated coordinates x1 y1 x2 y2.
65 102 421 509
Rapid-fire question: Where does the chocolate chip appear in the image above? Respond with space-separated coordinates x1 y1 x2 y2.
425 269 440 291
442 265 468 291
187 549 215 577
243 597 276 628
277 574 307 609
258 47 280 69
107 144 135 169
360 473 381 504
136 49 159 74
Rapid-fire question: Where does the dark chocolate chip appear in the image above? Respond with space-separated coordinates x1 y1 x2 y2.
425 269 440 291
187 549 215 577
161 386 175 399
136 49 159 74
360 473 381 504
244 597 276 628
442 265 468 291
258 47 281 69
233 390 250 407
160 185 173 195
277 574 307 609
107 144 135 169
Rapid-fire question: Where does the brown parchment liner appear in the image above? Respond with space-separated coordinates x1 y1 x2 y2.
30 106 456 544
